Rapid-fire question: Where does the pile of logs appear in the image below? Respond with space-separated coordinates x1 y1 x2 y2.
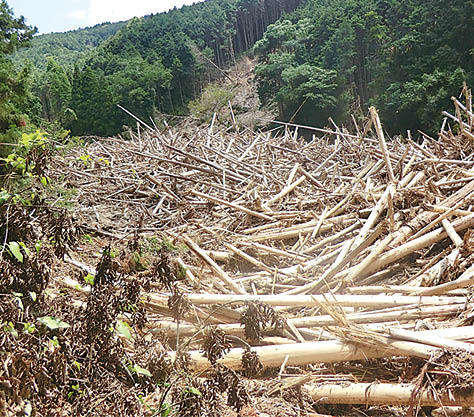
55 85 474 414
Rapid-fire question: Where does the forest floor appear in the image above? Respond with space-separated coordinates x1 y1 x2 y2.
2 82 474 416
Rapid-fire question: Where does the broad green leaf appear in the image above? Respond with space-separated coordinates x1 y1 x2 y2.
84 273 95 285
161 403 171 417
23 322 36 334
116 319 131 339
35 241 42 253
0 190 11 204
4 322 18 337
132 364 152 377
8 242 23 263
19 242 30 257
37 316 70 330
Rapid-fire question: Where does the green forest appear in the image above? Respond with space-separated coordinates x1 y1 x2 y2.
6 0 302 138
1 0 473 147
255 0 474 133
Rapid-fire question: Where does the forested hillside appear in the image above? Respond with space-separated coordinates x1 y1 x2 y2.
5 0 474 139
13 0 302 136
254 0 474 134
13 21 125 70
3 1 474 416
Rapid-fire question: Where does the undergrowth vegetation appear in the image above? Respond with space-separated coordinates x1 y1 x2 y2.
0 138 269 415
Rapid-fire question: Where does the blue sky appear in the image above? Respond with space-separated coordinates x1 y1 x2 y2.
8 0 201 34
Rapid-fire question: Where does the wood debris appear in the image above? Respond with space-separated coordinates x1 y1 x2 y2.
52 85 474 415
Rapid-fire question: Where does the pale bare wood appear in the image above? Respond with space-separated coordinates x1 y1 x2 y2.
167 337 435 372
284 221 386 294
297 165 325 188
426 204 474 217
305 382 474 406
182 234 247 295
388 328 474 353
410 197 472 241
346 284 467 295
224 243 275 274
191 189 274 221
415 264 474 296
303 221 359 254
370 106 396 183
240 241 308 262
241 221 281 235
286 162 299 186
362 213 474 278
311 206 328 238
390 179 474 247
353 184 394 247
247 223 335 243
441 218 463 246
343 233 393 285
265 175 306 207
186 293 466 308
151 306 470 337
238 133 260 161
176 257 198 286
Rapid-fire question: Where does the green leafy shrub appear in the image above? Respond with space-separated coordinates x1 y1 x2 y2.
188 83 236 123
1 129 47 174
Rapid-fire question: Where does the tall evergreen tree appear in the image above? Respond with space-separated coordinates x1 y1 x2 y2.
69 66 116 136
0 0 36 157
40 57 72 123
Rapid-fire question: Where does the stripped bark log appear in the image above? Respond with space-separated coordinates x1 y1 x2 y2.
305 382 474 406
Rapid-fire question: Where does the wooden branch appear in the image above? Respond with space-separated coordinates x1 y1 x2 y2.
441 218 463 247
150 307 470 338
191 190 274 221
388 328 474 353
265 175 306 207
415 264 474 295
362 213 474 277
285 220 385 295
182 234 247 295
353 184 394 247
370 106 396 183
391 179 474 247
247 223 335 242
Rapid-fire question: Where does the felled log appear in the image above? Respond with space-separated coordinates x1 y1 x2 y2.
167 336 436 372
186 293 467 308
305 382 474 406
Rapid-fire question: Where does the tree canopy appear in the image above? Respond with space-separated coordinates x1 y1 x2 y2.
0 0 37 157
254 0 474 133
6 0 473 137
12 0 304 136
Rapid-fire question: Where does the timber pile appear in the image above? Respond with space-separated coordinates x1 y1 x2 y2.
54 85 474 415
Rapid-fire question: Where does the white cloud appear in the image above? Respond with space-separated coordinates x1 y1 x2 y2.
66 9 88 20
86 0 198 25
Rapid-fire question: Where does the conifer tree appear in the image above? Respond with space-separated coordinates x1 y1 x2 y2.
0 0 36 157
